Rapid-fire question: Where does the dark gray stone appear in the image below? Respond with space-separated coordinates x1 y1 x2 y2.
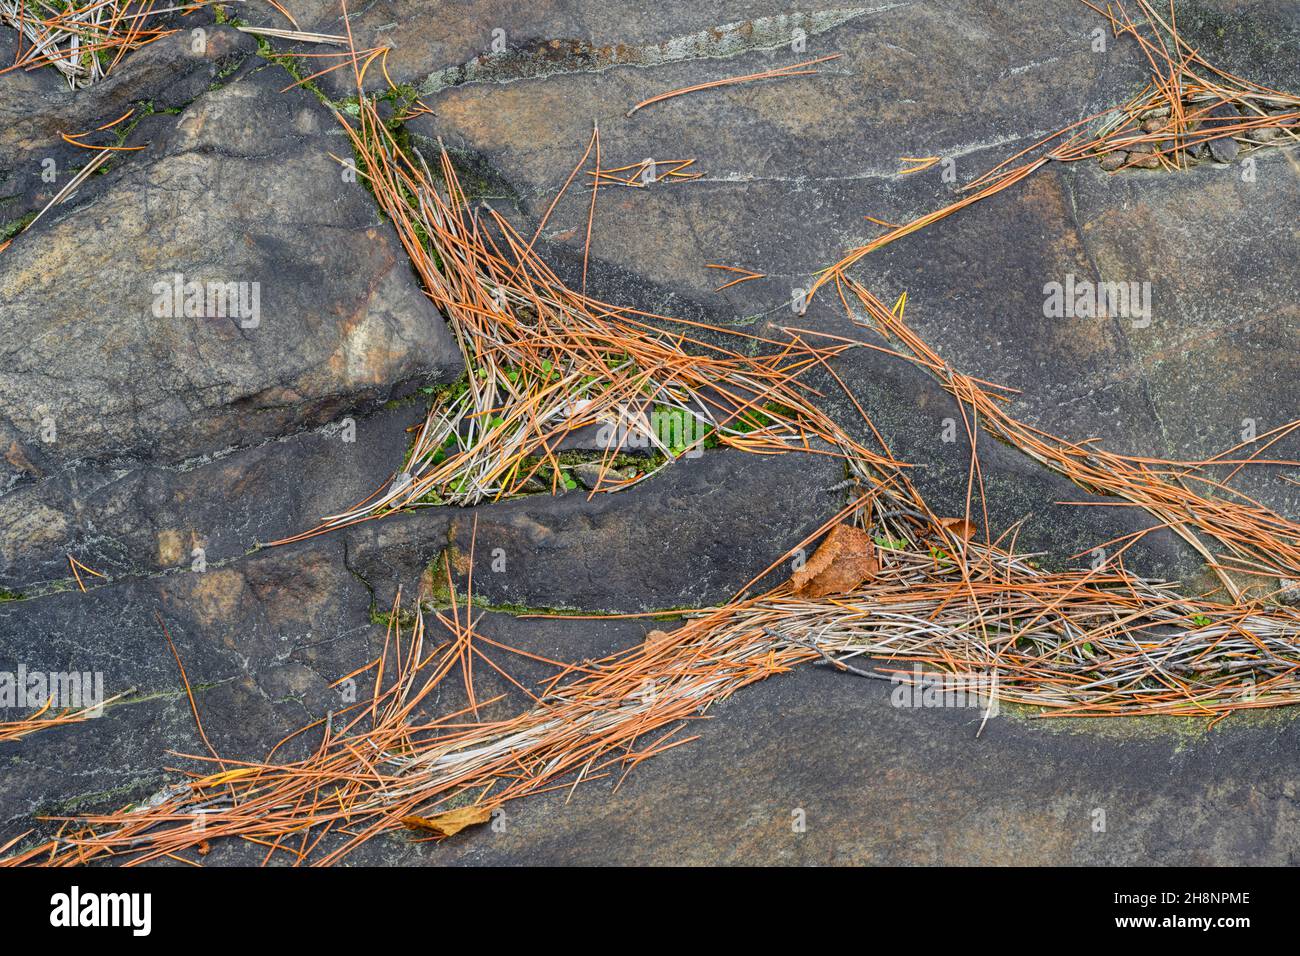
0 62 462 473
345 446 844 614
0 533 372 842
0 19 255 226
0 398 431 593
1207 102 1243 162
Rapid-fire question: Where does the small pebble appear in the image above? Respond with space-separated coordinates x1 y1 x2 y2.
1208 134 1239 163
1099 151 1127 171
1206 102 1242 163
573 461 608 490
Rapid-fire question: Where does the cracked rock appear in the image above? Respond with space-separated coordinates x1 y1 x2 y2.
0 61 462 475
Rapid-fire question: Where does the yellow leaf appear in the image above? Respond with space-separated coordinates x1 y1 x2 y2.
400 805 492 837
938 517 978 541
644 629 673 649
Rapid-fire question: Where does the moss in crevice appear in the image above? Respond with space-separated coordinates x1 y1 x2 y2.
46 774 169 815
0 213 35 243
256 41 334 106
214 3 334 106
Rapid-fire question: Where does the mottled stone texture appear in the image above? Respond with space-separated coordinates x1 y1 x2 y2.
0 61 461 471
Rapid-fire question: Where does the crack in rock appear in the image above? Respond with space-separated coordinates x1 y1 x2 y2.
417 5 908 96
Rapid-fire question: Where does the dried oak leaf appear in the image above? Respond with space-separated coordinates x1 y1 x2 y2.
937 517 977 541
791 524 878 598
400 805 492 837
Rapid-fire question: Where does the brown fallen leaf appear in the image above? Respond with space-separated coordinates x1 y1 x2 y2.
938 517 977 541
790 523 878 598
644 628 673 649
4 441 40 479
400 805 493 837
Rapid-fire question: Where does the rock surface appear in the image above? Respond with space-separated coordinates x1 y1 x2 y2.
416 663 1300 866
1 23 259 226
387 0 1298 542
0 0 1297 865
0 60 462 472
0 449 840 840
346 447 843 613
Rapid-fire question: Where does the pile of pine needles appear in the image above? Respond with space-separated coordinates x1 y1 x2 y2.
0 0 208 88
825 281 1300 598
0 691 130 745
273 97 897 541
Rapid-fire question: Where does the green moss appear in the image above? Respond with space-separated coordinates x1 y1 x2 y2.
50 775 167 815
0 214 35 243
256 45 333 106
421 589 695 621
370 605 420 628
421 549 456 608
381 390 430 413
